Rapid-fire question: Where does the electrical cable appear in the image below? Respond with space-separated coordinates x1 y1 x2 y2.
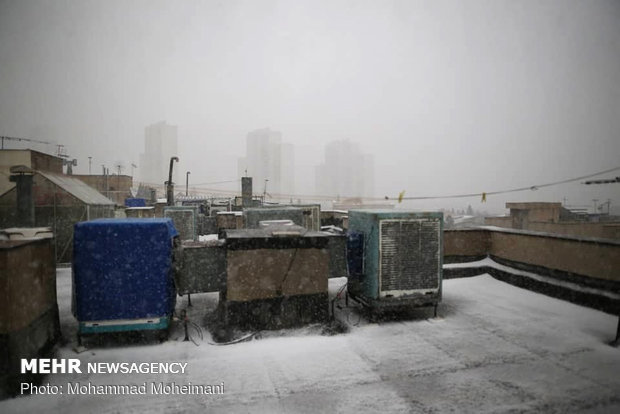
136 166 620 203
392 165 620 201
174 309 203 346
191 179 241 186
207 331 259 346
277 247 299 297
331 281 362 327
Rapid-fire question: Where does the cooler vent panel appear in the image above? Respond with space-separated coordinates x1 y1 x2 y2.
379 219 440 291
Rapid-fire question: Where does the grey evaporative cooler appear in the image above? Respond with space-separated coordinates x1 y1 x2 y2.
347 210 443 315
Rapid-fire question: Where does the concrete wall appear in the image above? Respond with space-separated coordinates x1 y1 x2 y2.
444 230 490 257
489 231 619 282
484 217 620 240
31 151 63 175
445 228 620 282
484 216 512 228
526 221 620 240
0 237 61 395
506 202 561 228
0 238 57 333
524 207 559 223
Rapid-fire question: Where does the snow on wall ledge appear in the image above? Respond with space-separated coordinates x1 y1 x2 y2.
444 228 620 282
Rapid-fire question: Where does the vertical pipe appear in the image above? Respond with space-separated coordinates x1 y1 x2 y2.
186 171 190 196
167 157 179 206
10 173 35 227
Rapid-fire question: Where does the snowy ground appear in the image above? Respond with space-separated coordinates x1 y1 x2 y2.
2 269 620 413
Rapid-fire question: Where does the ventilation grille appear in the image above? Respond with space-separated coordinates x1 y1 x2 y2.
379 219 440 292
164 210 196 241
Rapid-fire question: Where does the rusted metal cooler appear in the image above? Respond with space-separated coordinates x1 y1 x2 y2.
220 226 330 330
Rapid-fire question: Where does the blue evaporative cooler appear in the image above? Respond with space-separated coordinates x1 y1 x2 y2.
72 218 178 342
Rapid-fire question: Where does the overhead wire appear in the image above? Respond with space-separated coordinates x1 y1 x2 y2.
137 165 620 203
393 165 620 201
191 179 241 187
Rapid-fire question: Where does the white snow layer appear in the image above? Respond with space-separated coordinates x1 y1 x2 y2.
197 234 219 242
445 257 620 300
1 269 619 413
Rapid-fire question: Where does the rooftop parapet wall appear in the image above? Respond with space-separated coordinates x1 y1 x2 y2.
444 229 490 259
484 216 620 240
484 216 512 228
525 221 620 240
445 228 620 282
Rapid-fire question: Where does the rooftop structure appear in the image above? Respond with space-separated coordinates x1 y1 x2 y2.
486 202 620 240
0 171 114 262
0 149 63 195
71 174 133 206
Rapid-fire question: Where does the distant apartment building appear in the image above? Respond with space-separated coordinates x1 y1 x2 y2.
485 202 620 240
139 121 178 186
315 139 374 199
237 128 294 199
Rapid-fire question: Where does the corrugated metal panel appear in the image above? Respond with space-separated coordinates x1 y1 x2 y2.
38 172 115 205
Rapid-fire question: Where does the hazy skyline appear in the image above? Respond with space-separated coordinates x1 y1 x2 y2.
1 0 619 213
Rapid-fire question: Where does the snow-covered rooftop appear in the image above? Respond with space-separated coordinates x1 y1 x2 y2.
2 270 619 413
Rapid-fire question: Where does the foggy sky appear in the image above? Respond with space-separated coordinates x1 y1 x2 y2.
1 0 619 213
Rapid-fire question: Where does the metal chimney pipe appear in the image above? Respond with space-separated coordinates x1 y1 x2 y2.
9 166 35 227
186 171 190 196
167 156 179 206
